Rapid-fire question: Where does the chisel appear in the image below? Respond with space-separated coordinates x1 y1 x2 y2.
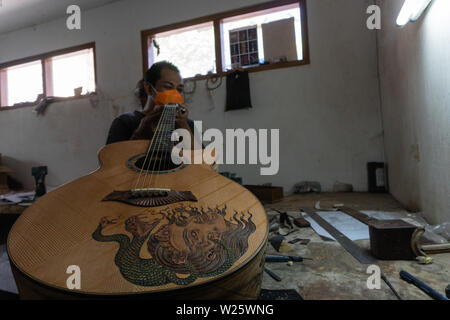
265 255 312 262
400 270 449 300
264 267 282 282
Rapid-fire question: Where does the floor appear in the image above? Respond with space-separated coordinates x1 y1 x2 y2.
261 193 450 300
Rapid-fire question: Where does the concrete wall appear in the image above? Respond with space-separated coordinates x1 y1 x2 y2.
378 0 450 224
0 0 384 194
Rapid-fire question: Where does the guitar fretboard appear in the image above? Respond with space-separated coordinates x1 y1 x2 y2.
152 104 177 153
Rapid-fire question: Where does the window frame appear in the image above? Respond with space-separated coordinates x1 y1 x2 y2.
141 0 309 80
0 42 97 110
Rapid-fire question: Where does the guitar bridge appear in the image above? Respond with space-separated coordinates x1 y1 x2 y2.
102 188 197 207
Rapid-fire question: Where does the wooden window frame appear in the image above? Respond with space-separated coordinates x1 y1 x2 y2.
0 42 97 110
141 0 310 80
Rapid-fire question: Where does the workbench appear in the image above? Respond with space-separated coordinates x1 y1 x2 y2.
0 204 25 244
261 193 450 300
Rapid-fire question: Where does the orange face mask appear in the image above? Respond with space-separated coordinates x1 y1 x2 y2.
154 89 184 106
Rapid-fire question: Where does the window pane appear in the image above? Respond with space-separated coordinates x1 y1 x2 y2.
51 48 96 97
150 23 216 78
6 60 43 106
222 4 303 71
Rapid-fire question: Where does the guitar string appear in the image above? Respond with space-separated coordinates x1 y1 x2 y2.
150 105 172 190
133 106 168 191
133 106 167 191
142 106 169 190
158 105 177 189
133 119 158 192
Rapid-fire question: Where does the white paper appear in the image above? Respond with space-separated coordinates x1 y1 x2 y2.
0 245 18 294
0 191 35 204
304 211 370 241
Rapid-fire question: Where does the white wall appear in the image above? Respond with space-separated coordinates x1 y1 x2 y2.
378 0 450 224
0 0 384 194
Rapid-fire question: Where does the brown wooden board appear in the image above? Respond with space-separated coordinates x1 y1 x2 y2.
244 185 284 204
340 207 420 260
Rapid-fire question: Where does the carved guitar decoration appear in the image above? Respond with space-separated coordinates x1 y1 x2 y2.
7 104 268 299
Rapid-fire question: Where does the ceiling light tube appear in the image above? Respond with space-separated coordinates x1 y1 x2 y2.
396 0 433 27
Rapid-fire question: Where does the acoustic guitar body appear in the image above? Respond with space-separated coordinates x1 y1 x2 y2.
7 140 268 299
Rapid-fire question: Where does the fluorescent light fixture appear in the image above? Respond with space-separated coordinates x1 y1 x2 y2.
396 0 433 27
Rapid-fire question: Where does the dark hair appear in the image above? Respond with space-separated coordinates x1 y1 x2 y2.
144 61 180 87
135 79 146 99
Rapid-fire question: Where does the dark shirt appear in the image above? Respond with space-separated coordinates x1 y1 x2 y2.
106 110 196 145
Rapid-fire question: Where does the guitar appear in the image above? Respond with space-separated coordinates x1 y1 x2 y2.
7 104 268 299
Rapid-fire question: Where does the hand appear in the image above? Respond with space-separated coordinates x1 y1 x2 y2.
132 105 163 140
175 104 190 129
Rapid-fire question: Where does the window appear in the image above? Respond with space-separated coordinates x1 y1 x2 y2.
141 0 309 80
222 4 303 70
228 25 260 69
48 48 96 97
0 43 96 108
150 22 216 78
1 60 44 107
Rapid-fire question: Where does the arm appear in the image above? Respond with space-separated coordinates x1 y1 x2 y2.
130 107 163 140
106 117 132 145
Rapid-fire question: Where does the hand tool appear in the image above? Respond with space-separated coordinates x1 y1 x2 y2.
293 217 310 228
400 270 449 300
381 274 402 300
265 255 312 262
272 209 293 228
264 267 282 282
288 238 310 245
32 166 48 199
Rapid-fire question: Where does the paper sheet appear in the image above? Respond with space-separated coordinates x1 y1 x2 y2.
0 245 18 294
304 211 370 241
0 191 35 204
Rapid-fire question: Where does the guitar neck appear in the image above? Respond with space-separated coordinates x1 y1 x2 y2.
153 104 178 153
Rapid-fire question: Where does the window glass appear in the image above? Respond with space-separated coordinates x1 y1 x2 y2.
222 4 302 71
150 22 216 78
50 48 96 97
5 60 43 106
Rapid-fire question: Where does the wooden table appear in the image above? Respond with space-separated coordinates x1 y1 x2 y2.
261 193 450 300
0 204 26 216
0 204 25 244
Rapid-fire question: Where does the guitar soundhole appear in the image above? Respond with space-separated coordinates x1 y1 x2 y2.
129 153 183 173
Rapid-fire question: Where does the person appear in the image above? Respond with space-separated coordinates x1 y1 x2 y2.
106 61 196 145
